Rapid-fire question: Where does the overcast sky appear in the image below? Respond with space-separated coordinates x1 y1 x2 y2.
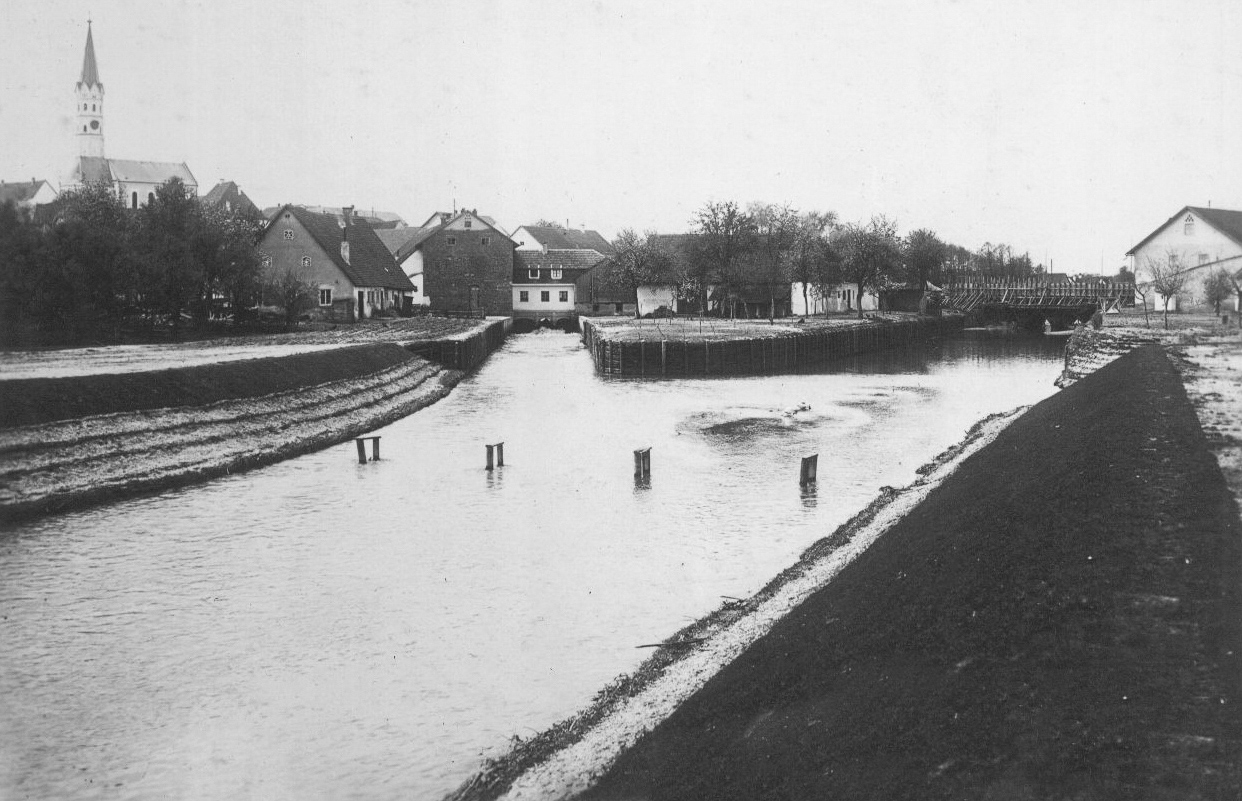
3 0 1240 272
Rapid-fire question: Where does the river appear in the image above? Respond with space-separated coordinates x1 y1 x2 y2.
0 328 1065 800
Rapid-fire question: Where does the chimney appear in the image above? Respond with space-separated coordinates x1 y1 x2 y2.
340 206 354 265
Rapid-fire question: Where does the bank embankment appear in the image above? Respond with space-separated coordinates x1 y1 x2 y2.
454 346 1241 800
0 347 465 524
581 314 964 377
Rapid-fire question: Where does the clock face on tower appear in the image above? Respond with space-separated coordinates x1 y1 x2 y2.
90 120 99 130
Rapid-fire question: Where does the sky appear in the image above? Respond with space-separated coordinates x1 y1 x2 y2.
2 0 1240 273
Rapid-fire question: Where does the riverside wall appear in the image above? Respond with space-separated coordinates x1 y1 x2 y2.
580 315 965 377
405 317 511 370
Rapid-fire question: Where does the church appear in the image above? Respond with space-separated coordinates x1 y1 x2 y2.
62 22 197 207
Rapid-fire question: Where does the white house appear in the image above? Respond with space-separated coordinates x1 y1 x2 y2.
0 180 58 214
512 224 614 254
1127 205 1242 312
791 283 879 315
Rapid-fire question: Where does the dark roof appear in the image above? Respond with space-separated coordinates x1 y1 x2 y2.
518 225 615 254
201 181 262 219
76 156 113 184
375 225 439 262
1126 205 1242 255
273 205 414 291
573 258 637 304
78 23 102 89
512 250 605 285
0 180 50 205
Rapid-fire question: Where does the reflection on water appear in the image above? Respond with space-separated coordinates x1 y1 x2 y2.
0 328 1065 800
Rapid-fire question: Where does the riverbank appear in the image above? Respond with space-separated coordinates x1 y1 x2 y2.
581 313 964 376
450 344 1241 800
0 318 511 523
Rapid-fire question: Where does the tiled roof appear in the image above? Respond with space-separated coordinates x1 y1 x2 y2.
276 205 414 291
73 157 197 187
200 181 262 218
375 225 441 262
515 249 608 271
1126 205 1242 255
519 225 615 254
0 180 48 205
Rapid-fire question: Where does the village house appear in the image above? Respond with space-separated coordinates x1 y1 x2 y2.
61 23 198 206
512 249 606 329
512 224 614 255
259 205 414 321
384 210 515 316
200 180 264 221
0 180 58 217
574 258 640 317
790 283 879 316
1127 205 1242 311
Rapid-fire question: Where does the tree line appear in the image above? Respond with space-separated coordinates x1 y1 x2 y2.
0 178 264 346
606 201 1047 318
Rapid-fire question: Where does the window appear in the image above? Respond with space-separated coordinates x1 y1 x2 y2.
92 103 96 111
614 303 624 313
447 236 456 245
481 236 490 245
1184 215 1195 235
541 291 550 302
301 256 311 268
319 288 333 306
551 268 562 280
131 192 138 209
528 268 540 279
261 255 272 269
368 290 375 303
464 219 472 228
147 192 155 206
1199 253 1209 264
519 290 529 302
283 229 294 240
559 291 569 302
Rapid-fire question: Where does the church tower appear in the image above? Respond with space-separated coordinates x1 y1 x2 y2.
74 21 105 158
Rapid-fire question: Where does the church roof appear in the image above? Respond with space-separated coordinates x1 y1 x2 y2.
78 23 102 90
73 157 197 187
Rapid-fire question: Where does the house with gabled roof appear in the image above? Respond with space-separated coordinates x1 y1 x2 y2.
513 224 615 255
201 180 263 221
0 180 58 216
390 209 516 316
258 205 414 321
512 249 607 329
1127 205 1242 312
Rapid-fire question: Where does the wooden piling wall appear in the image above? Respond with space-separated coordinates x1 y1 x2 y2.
405 318 511 371
580 316 964 377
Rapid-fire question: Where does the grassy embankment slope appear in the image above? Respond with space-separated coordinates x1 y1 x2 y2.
0 343 414 429
582 345 1242 800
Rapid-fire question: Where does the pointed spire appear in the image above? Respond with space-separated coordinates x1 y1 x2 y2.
78 21 102 90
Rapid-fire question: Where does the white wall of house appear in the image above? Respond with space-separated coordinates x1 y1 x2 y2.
636 285 676 315
512 226 542 251
1130 212 1242 311
791 283 878 314
513 284 575 312
400 250 429 306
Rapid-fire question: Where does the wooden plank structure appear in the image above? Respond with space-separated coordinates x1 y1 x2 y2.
944 279 1133 314
581 316 964 378
355 436 381 464
404 318 510 370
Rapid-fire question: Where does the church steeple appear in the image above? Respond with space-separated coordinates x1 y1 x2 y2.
74 21 105 158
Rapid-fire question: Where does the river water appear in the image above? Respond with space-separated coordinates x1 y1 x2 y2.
0 328 1065 800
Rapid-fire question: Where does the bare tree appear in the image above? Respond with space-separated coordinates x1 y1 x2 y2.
606 229 673 317
687 201 755 317
788 211 838 316
1203 269 1233 316
836 215 901 318
747 202 800 319
1143 249 1190 329
266 264 316 330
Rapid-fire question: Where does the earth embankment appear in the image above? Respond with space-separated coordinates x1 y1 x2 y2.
0 343 459 523
571 345 1241 799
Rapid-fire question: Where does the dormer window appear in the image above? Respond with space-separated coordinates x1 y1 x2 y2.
1184 215 1195 235
551 268 563 280
529 268 540 279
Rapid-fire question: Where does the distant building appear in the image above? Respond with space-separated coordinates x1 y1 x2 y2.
1127 205 1242 311
201 181 263 221
0 180 58 216
512 224 614 255
574 258 639 317
267 205 407 229
513 250 607 327
259 205 414 321
62 22 197 206
790 284 879 315
395 209 516 315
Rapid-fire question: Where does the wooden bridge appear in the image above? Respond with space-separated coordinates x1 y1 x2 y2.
943 279 1134 313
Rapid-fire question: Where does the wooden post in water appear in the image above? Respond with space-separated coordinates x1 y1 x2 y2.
661 340 667 376
356 439 367 465
495 441 504 467
486 443 495 471
800 454 818 485
634 447 652 481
